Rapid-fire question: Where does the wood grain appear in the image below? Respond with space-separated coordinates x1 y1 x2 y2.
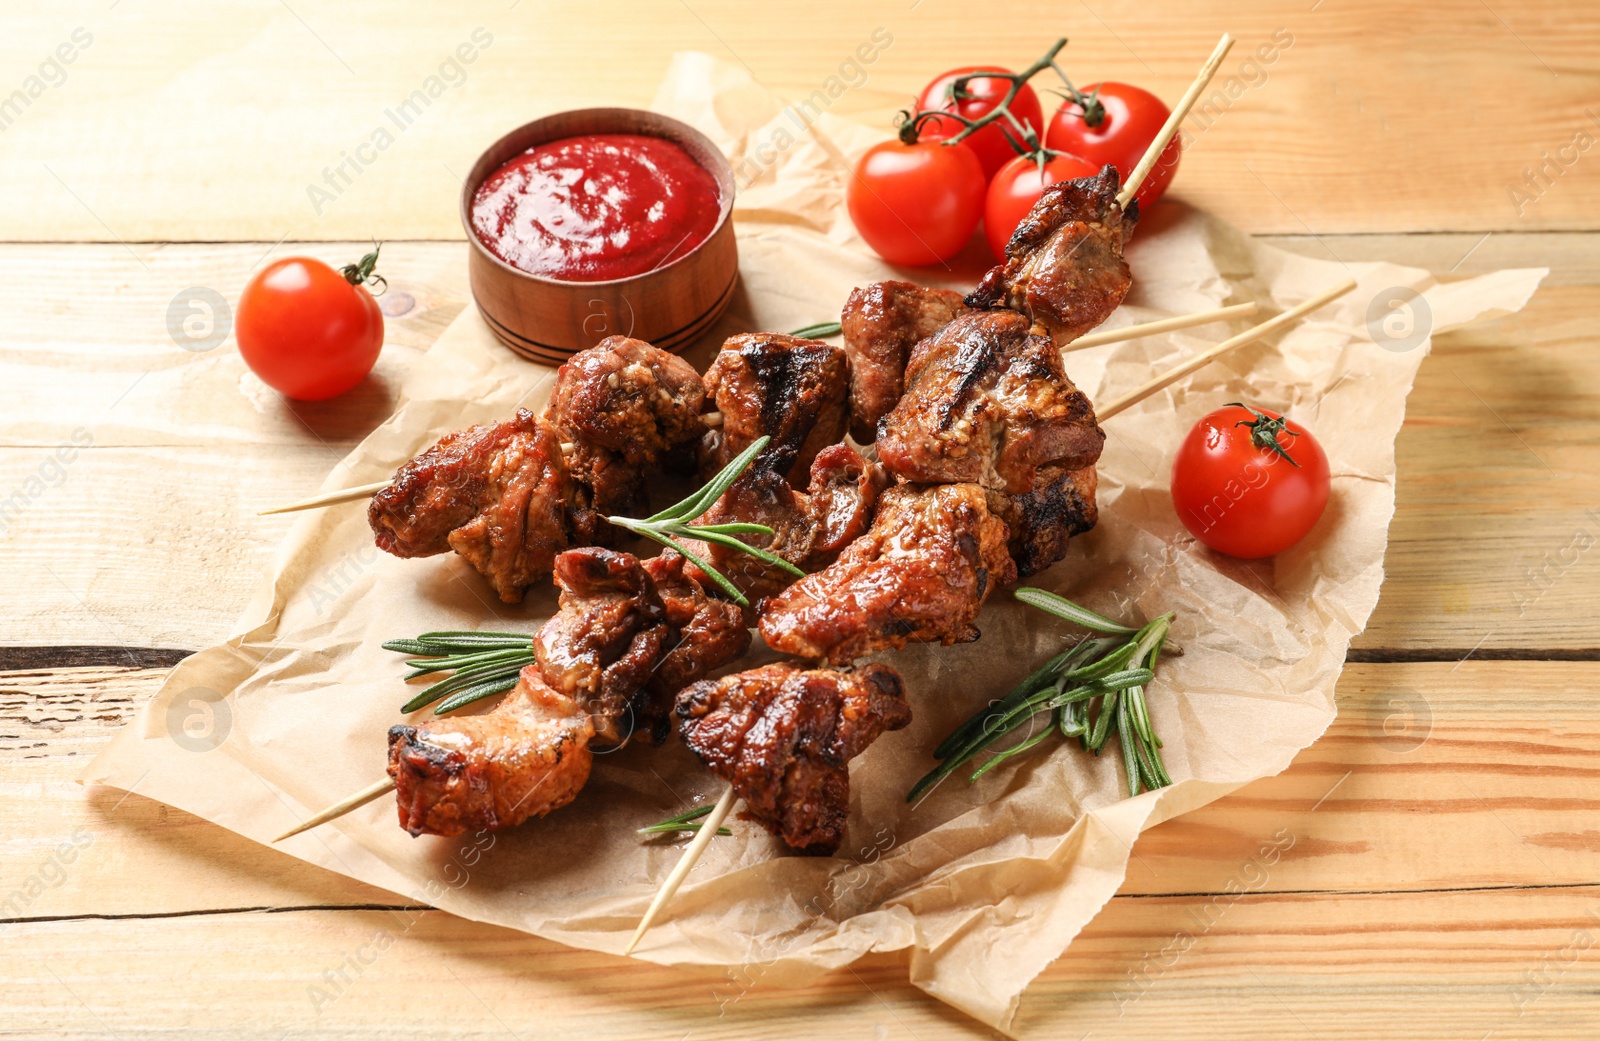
6 662 1600 1038
2 2 1598 239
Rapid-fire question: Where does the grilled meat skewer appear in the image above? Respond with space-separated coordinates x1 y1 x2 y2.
676 662 911 854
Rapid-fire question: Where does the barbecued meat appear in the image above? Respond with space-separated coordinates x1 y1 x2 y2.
368 410 571 603
534 547 751 744
388 665 594 837
760 483 1016 663
876 310 1104 495
676 662 911 854
841 281 968 443
545 336 707 465
544 337 705 543
559 439 645 547
679 464 818 605
986 464 1099 578
534 548 670 745
966 165 1136 347
676 442 885 605
805 442 888 565
640 553 751 707
701 333 849 485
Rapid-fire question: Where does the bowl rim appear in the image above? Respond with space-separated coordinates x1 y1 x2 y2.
459 106 737 290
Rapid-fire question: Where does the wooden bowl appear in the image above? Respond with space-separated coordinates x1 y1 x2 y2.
460 108 739 364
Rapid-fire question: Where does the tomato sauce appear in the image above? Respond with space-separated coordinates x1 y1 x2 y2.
470 133 723 282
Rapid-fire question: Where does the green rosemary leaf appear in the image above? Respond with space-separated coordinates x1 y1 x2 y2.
690 528 807 578
646 435 771 524
403 660 530 714
689 522 776 537
639 803 732 836
788 321 843 339
621 522 749 606
433 673 525 715
932 647 1078 760
1117 697 1141 797
968 724 1056 782
383 638 437 655
1012 588 1138 634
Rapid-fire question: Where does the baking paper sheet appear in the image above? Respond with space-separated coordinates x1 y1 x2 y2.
84 52 1545 1032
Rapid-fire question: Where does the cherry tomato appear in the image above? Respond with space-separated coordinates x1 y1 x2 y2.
1045 82 1180 210
915 66 1044 180
982 152 1100 261
848 139 986 267
1171 403 1331 559
236 249 386 401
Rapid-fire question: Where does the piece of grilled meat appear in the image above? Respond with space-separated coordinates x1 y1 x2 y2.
368 409 571 603
841 280 968 443
544 337 707 544
676 662 911 854
876 310 1105 495
759 482 1016 664
388 665 594 837
534 547 750 744
986 464 1099 578
966 165 1137 347
700 333 849 485
676 441 887 605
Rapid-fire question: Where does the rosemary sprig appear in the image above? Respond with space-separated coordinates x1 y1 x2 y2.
789 321 842 339
606 434 804 607
382 630 537 715
909 590 1176 802
638 804 732 837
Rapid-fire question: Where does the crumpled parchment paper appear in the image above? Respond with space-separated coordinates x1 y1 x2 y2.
84 52 1546 1032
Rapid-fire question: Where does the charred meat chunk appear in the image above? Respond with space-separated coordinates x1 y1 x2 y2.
966 165 1136 347
876 310 1104 495
759 483 1016 664
841 280 968 443
701 333 849 485
676 442 886 605
534 547 750 744
545 336 706 465
986 464 1099 578
804 442 888 566
388 665 594 837
676 663 911 854
534 548 670 745
640 553 752 707
368 410 570 603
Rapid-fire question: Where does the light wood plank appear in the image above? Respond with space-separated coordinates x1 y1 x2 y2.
8 663 1599 922
5 886 1600 1039
2 2 1597 240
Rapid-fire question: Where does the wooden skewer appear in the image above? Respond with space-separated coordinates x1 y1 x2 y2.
1098 278 1358 420
258 412 728 517
273 777 396 841
624 784 739 955
258 298 1260 520
258 481 392 516
1065 301 1257 352
1117 33 1236 208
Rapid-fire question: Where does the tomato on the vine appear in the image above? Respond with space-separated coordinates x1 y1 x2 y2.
848 139 986 266
915 66 1044 180
1171 403 1331 559
236 247 386 401
1045 82 1180 210
982 152 1100 260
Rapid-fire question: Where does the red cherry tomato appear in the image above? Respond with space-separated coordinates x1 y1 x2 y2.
1171 403 1331 559
1045 82 1180 210
982 152 1100 261
848 139 986 267
915 66 1044 180
236 250 385 401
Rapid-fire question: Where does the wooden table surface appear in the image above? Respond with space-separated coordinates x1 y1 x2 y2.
4 3 1599 1038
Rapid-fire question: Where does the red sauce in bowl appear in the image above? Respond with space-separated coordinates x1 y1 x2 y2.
470 133 723 282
